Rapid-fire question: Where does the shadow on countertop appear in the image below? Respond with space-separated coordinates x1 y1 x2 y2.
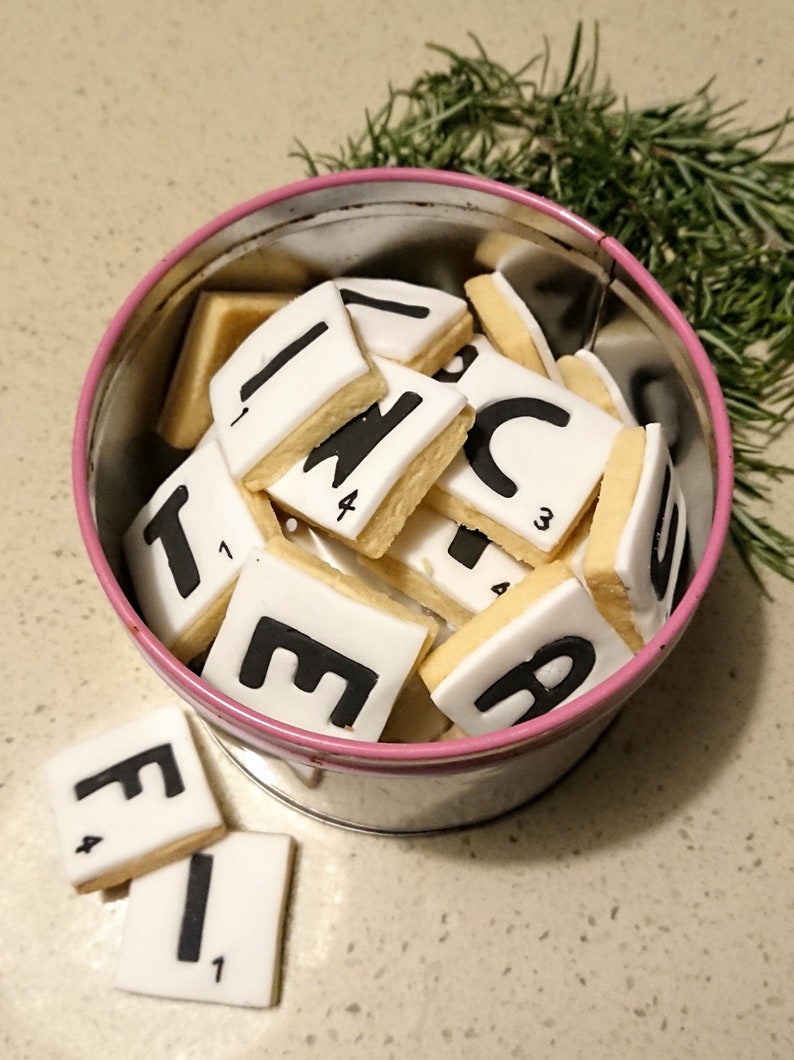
413 544 768 864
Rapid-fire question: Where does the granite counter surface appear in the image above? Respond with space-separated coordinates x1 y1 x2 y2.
2 3 792 1057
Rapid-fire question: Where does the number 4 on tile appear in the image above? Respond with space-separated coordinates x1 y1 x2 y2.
116 831 296 1008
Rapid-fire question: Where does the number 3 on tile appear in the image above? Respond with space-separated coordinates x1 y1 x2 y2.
533 506 554 532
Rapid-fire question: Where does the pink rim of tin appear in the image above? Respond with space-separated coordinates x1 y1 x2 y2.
72 167 734 774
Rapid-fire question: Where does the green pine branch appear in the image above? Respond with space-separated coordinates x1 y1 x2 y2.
293 24 794 590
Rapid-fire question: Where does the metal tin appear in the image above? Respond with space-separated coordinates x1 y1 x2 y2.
72 169 733 832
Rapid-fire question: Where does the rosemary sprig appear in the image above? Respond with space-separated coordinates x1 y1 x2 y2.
293 25 794 589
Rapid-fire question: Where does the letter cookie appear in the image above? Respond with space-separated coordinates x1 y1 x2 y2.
360 506 532 629
158 290 294 450
419 562 634 736
267 355 474 558
429 336 622 565
209 281 386 489
201 538 437 742
464 271 562 383
123 439 280 663
557 348 638 426
334 276 474 375
43 705 225 893
116 831 295 1008
583 423 688 651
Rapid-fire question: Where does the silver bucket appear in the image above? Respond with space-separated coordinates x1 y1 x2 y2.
72 169 733 832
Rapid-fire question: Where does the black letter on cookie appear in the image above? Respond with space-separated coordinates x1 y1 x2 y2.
465 398 570 498
239 617 379 730
434 344 479 384
74 744 185 802
143 484 200 599
447 525 490 570
239 321 329 402
177 852 214 963
650 463 682 601
302 392 423 488
338 287 431 319
475 636 596 724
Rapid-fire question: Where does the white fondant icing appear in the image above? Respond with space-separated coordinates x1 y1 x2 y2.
427 574 634 736
43 705 224 890
614 422 688 642
561 526 590 586
123 439 268 648
435 336 622 554
280 512 427 614
208 281 374 480
385 506 532 616
280 512 370 580
334 276 467 364
201 546 431 742
195 422 219 449
573 348 638 426
116 831 294 1008
267 356 469 541
491 271 563 384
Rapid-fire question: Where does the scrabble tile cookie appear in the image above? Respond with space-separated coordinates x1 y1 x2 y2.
464 271 562 383
209 281 386 490
43 705 225 893
428 335 622 566
267 355 474 558
557 348 638 426
123 439 279 663
116 831 294 1008
554 500 596 584
419 561 635 736
583 423 688 651
359 506 532 629
334 276 473 375
157 291 294 450
201 538 437 743
279 511 431 623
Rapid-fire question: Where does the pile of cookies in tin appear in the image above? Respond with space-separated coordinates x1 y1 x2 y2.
122 270 688 743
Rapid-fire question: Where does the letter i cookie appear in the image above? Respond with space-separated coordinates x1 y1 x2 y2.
419 561 635 737
464 271 562 383
116 831 295 1008
209 280 386 489
334 276 473 376
201 538 437 742
429 335 622 566
583 423 688 651
267 355 474 558
123 439 280 663
43 705 225 893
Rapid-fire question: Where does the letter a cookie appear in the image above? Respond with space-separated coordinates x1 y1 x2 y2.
419 562 634 736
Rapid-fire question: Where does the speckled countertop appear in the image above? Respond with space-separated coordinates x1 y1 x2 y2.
2 2 793 1057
